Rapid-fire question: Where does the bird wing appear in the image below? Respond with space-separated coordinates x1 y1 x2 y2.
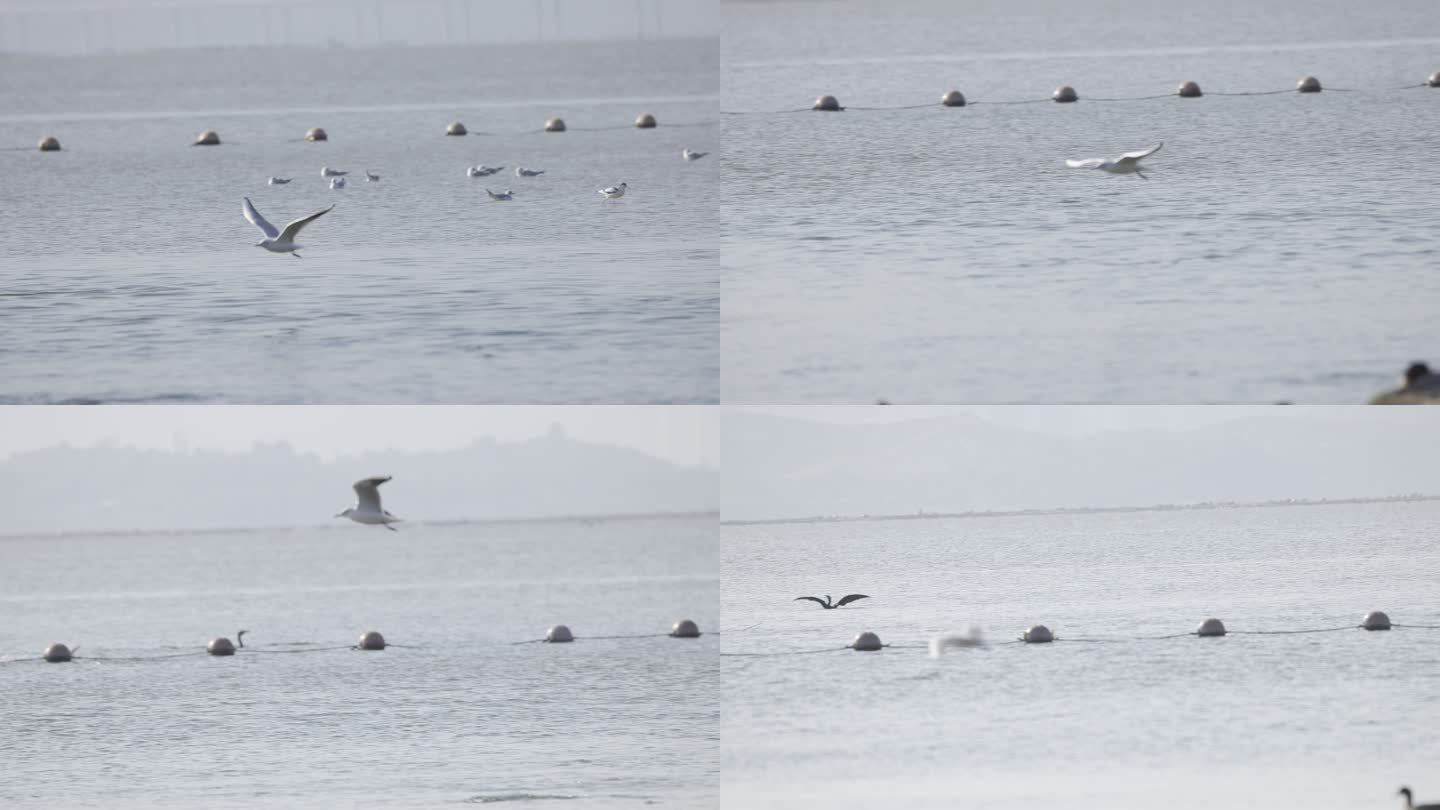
277 205 334 243
1066 158 1105 169
793 596 827 606
1117 142 1163 163
352 475 391 510
836 594 869 607
242 197 280 238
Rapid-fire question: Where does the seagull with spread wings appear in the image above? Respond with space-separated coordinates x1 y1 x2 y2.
794 593 869 609
242 197 333 257
1066 142 1163 179
336 476 402 531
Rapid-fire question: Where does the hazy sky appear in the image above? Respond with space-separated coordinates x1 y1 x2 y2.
0 406 718 468
0 0 719 56
725 406 1440 520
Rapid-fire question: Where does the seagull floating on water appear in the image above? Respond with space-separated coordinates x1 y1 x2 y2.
929 625 986 657
1399 787 1440 810
1066 142 1163 179
598 182 628 198
486 188 514 201
683 148 708 161
242 197 333 258
329 176 346 190
267 177 291 185
794 593 868 610
515 167 545 177
365 170 380 182
336 476 402 531
467 165 503 177
320 166 348 178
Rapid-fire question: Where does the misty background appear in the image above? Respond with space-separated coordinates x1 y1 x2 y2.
0 0 718 56
724 407 1440 521
0 407 717 535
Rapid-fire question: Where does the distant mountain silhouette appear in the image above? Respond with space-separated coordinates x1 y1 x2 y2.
0 431 717 535
723 410 1440 521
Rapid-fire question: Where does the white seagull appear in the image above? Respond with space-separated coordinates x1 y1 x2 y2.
683 148 709 161
329 176 346 190
598 182 628 198
336 476 401 531
320 166 349 178
365 170 380 182
267 177 291 185
467 165 503 177
242 197 334 258
515 167 545 177
928 625 987 658
1066 142 1163 179
486 188 513 201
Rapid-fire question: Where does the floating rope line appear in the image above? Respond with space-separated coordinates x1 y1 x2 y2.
721 646 849 658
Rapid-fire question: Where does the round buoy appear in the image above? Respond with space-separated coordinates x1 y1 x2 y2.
1296 75 1322 93
207 637 236 656
445 121 467 136
1053 85 1077 103
193 129 220 146
1362 610 1391 631
813 95 842 112
1023 625 1053 643
850 631 882 651
305 127 328 142
43 643 72 663
1196 618 1226 637
38 135 61 151
941 89 966 107
1177 81 1203 98
357 630 386 650
670 619 700 638
545 625 574 643
544 117 566 132
634 113 657 128
1428 72 1440 88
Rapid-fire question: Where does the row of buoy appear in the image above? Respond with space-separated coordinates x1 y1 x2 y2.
33 112 672 152
845 610 1400 651
33 619 704 662
812 72 1440 110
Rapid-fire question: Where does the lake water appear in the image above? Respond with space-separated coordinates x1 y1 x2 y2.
722 0 1440 404
0 514 718 809
722 501 1440 809
0 40 718 403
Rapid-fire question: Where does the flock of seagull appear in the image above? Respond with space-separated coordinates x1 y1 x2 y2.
243 146 710 256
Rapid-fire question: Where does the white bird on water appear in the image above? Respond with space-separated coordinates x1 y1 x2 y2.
320 166 348 178
329 176 346 190
515 167 545 177
486 188 513 201
929 625 987 658
336 476 402 531
1066 142 1163 179
267 177 291 185
598 182 627 198
467 165 503 177
242 197 334 257
365 170 380 182
683 148 708 161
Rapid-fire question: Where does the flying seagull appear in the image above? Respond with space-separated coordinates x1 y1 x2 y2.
336 476 401 531
320 166 348 178
242 197 334 257
329 176 346 190
1066 142 1163 179
683 148 709 161
365 170 381 182
598 182 628 198
794 594 869 609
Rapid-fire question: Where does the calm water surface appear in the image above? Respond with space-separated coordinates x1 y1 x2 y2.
722 0 1440 403
722 501 1440 809
0 515 718 808
0 41 718 403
